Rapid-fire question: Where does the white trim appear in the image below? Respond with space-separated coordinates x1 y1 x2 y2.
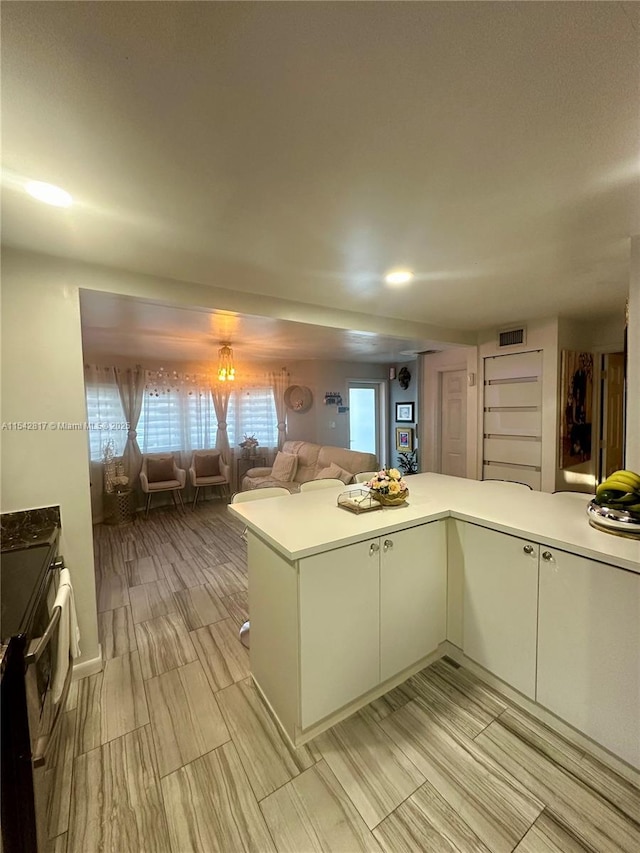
71 644 103 680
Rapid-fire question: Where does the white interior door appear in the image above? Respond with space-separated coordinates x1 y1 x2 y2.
439 369 467 477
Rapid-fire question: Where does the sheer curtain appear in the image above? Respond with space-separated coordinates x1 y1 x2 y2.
84 365 127 459
270 368 289 450
84 365 127 522
210 384 231 455
114 366 146 480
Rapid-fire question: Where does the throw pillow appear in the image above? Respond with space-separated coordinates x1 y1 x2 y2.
147 456 175 483
314 462 353 485
271 451 298 482
195 453 220 477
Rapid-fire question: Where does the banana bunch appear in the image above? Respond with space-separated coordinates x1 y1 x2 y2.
595 470 640 515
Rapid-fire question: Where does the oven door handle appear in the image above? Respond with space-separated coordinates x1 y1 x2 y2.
25 605 61 665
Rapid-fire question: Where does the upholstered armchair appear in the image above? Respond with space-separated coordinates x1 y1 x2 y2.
140 454 187 518
189 450 231 509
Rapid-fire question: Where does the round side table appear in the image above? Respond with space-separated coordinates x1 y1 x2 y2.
105 488 134 525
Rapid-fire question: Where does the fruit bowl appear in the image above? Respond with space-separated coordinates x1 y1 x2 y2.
594 470 640 514
587 501 640 539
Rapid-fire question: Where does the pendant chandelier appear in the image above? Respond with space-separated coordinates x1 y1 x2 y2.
217 343 236 382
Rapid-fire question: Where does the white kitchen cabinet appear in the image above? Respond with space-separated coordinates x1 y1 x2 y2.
462 523 539 698
299 538 380 728
537 549 640 767
299 521 446 729
380 522 446 681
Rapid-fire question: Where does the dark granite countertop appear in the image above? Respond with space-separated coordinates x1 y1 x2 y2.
1 506 61 642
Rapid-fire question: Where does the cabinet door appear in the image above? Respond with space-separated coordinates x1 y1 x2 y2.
380 522 446 681
299 539 380 728
537 550 640 767
463 524 538 698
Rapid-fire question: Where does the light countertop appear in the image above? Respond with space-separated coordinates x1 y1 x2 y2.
228 473 640 573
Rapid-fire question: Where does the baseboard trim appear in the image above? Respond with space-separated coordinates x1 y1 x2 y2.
441 641 640 785
71 645 103 680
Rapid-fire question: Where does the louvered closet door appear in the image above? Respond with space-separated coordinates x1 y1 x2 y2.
483 351 542 490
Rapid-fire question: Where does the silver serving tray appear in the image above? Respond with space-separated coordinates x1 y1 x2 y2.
586 500 640 539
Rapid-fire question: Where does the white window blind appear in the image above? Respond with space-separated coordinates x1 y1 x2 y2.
85 369 127 461
227 387 277 449
139 385 215 454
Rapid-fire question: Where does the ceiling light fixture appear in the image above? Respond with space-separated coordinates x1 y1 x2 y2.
385 269 414 285
25 181 73 207
217 343 236 382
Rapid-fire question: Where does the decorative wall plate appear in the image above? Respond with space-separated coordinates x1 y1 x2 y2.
284 385 313 413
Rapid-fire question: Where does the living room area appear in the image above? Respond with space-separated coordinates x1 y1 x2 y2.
80 288 431 525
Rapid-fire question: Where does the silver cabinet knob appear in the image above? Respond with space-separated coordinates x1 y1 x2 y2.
542 551 553 561
523 544 535 555
369 542 380 556
383 539 393 552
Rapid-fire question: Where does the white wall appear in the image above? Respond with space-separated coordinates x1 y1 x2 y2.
1 251 99 666
628 236 640 472
419 346 479 480
478 318 558 492
389 361 418 471
286 360 388 452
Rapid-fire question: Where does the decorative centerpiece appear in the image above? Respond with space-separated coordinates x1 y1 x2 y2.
239 433 259 459
113 474 129 494
366 468 409 506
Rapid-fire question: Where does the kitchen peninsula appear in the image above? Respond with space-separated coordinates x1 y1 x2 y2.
229 474 640 775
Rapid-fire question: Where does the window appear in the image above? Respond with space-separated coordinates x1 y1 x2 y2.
227 387 277 449
84 367 279 461
85 373 127 461
138 386 215 454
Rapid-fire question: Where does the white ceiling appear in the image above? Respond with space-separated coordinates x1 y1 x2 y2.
2 2 639 351
79 290 440 364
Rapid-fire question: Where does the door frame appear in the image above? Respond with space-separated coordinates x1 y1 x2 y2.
419 348 478 479
347 379 387 467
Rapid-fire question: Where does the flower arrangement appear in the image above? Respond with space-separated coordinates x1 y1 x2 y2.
366 468 409 505
367 468 408 494
239 434 259 450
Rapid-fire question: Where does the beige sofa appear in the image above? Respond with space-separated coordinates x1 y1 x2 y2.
242 440 378 493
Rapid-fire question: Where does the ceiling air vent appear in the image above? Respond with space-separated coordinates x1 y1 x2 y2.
498 327 526 348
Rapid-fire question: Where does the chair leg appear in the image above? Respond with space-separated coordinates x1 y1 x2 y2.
192 486 200 511
171 490 178 509
176 489 185 512
145 493 152 519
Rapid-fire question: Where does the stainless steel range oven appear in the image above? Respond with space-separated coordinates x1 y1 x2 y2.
1 516 71 853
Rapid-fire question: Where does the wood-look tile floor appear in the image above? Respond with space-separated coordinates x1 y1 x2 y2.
49 501 640 853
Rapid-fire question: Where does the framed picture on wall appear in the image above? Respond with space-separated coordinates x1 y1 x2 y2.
395 401 414 422
396 427 413 452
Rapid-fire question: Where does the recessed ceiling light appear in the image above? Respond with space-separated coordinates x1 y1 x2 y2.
25 181 73 207
385 269 414 285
